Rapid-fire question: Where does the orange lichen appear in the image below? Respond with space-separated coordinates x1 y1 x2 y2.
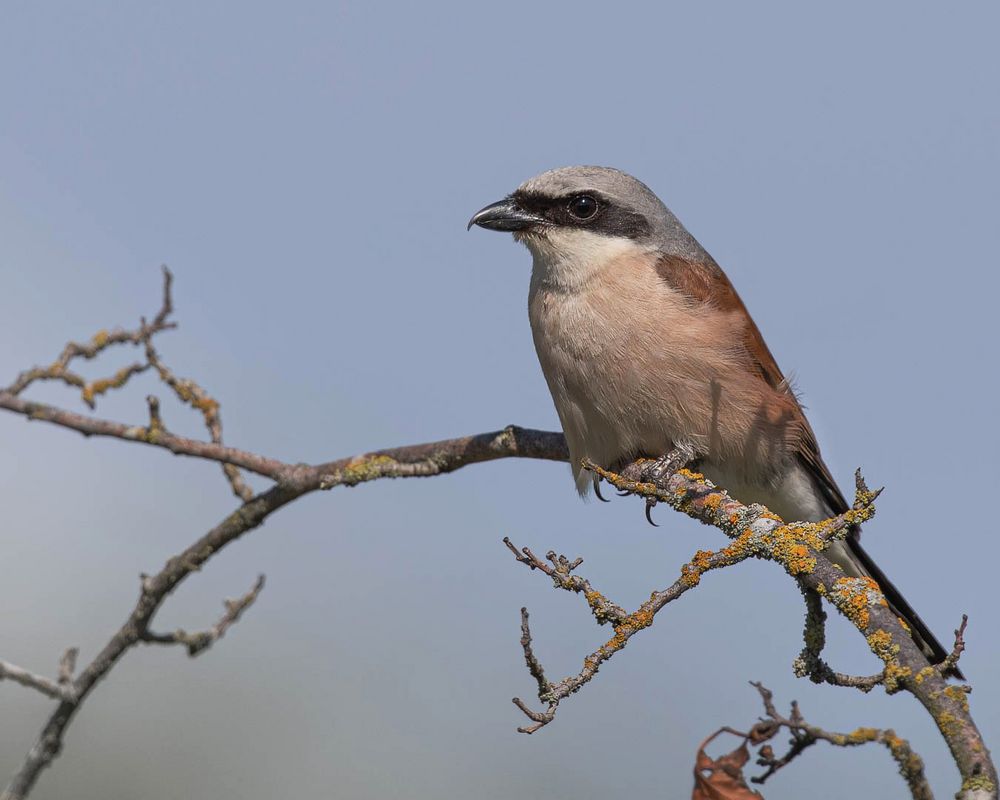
831 577 887 631
701 493 723 512
680 549 715 586
625 607 655 630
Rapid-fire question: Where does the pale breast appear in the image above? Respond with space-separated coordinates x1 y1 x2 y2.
527 246 800 494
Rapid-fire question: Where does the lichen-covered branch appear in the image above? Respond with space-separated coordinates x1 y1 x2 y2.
794 585 886 692
586 461 994 800
143 339 253 501
745 682 932 800
502 471 866 735
3 266 174 402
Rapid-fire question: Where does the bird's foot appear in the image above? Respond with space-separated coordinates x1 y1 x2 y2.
620 446 696 486
618 446 698 527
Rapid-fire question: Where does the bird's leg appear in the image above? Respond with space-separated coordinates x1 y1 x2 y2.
620 444 698 484
643 445 697 483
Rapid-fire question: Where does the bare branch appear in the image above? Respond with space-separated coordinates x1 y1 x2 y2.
518 608 548 701
143 575 266 656
144 339 253 501
3 266 175 401
0 660 75 703
56 650 78 687
940 614 969 677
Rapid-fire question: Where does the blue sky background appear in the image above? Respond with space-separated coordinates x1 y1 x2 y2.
1 3 998 798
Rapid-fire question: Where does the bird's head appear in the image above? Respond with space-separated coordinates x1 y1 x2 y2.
468 166 708 287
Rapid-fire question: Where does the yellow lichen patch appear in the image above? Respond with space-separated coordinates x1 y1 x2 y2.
883 663 911 692
866 629 901 663
339 455 398 486
676 467 705 482
845 727 880 744
943 685 970 713
91 329 110 348
913 666 936 685
81 365 139 406
896 616 910 632
961 776 997 794
774 522 826 553
584 590 617 625
936 711 963 739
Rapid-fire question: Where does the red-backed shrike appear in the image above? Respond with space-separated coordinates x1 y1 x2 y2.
470 165 953 673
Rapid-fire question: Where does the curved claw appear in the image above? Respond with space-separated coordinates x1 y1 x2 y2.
592 474 610 502
645 498 659 527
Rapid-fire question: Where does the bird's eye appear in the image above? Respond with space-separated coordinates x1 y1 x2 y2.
567 194 598 220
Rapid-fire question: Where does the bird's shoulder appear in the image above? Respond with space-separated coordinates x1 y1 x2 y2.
652 252 850 515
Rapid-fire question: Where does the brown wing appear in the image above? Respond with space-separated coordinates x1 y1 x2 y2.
655 254 958 671
654 254 850 514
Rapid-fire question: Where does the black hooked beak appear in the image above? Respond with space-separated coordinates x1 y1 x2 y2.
467 196 547 232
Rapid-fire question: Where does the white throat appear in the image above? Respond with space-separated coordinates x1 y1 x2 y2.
519 228 651 293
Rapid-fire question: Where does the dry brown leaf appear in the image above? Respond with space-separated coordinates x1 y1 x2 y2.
692 730 765 800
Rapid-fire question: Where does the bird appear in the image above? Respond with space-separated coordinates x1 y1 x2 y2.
468 165 955 675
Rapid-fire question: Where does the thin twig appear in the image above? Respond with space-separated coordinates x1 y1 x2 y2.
505 533 758 733
56 650 78 687
144 339 253 501
142 575 266 656
3 266 175 401
0 661 75 703
745 682 932 800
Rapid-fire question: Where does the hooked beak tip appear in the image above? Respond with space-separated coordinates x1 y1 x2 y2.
468 197 545 233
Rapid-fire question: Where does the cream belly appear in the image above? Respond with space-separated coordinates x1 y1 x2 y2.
525 235 802 500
